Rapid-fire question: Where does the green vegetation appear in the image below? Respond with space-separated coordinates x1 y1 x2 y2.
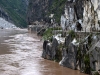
0 0 27 27
68 30 76 39
77 44 90 74
43 27 62 40
49 0 67 23
88 34 92 46
94 72 99 75
43 28 53 40
55 47 62 62
84 54 90 74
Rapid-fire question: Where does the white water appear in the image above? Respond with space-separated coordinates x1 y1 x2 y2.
0 33 42 75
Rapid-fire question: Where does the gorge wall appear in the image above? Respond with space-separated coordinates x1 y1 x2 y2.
61 0 100 31
27 0 68 24
27 0 53 24
0 0 28 27
28 0 100 74
27 0 84 25
28 0 100 31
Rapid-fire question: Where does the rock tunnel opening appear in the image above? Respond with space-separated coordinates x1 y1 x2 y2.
76 22 82 31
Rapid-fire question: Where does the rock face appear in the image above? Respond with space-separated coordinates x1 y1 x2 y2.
60 43 77 69
61 0 84 30
24 0 29 6
27 0 53 24
41 31 100 74
65 34 73 47
42 40 49 58
89 39 100 71
28 0 100 30
42 38 59 60
61 0 100 31
51 38 59 59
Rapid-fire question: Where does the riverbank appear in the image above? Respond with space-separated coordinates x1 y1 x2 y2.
41 29 100 75
0 29 89 75
28 24 100 75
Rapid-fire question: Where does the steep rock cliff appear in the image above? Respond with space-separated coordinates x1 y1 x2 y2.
27 0 53 24
61 0 100 31
28 0 100 31
27 0 68 24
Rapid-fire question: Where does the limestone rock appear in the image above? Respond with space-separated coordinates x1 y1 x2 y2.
65 34 73 47
42 38 59 60
45 43 52 60
51 38 59 60
89 40 100 71
60 43 77 70
42 40 49 58
27 0 53 23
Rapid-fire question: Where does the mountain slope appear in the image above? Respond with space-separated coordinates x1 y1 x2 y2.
27 0 67 24
0 17 17 29
0 0 28 27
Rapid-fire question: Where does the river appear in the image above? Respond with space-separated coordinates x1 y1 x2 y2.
0 29 88 75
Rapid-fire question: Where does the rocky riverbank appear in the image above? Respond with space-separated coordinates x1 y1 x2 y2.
41 30 100 75
27 0 100 75
0 29 89 75
28 21 100 75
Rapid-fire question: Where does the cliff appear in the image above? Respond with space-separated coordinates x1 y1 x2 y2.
28 0 100 31
61 0 100 32
27 0 67 24
27 0 100 74
27 0 53 24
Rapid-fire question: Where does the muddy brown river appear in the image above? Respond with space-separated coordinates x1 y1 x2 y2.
0 29 88 75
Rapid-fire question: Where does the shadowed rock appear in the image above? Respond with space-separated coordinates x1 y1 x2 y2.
42 40 49 58
60 43 77 70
